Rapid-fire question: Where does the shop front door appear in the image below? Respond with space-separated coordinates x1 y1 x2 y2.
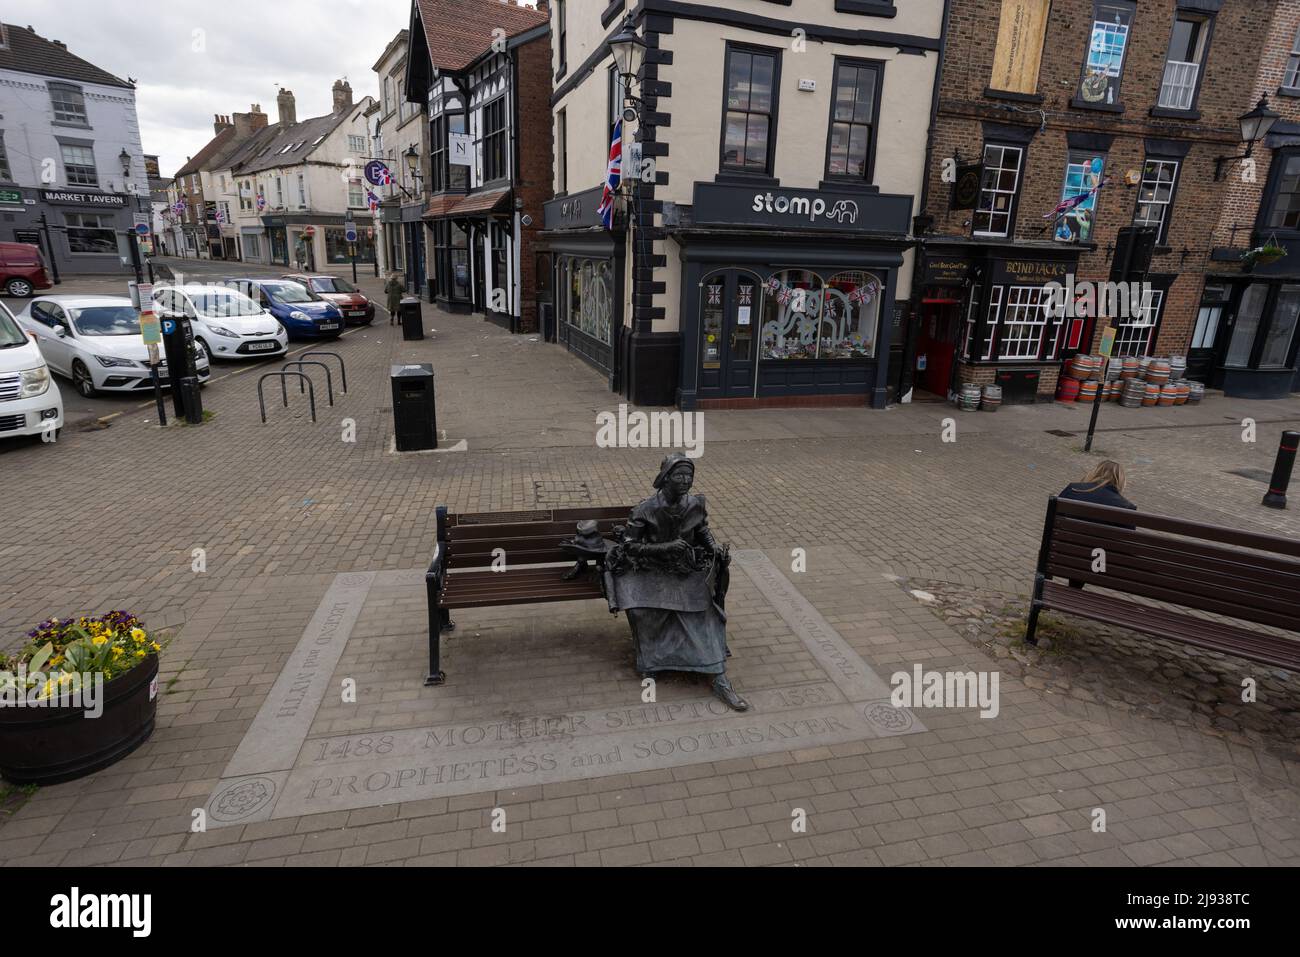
697 269 759 399
916 300 960 397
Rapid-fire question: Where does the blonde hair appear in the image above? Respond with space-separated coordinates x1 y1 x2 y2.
1080 460 1126 494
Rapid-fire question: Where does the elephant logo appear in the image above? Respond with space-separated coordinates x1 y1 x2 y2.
825 200 859 224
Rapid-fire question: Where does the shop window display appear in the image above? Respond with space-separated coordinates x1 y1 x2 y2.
559 256 613 346
759 269 882 360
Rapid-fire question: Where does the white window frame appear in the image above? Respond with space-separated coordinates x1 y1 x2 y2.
1158 14 1209 110
1286 27 1300 89
1113 288 1164 356
997 285 1052 360
1133 158 1178 239
962 285 982 360
973 145 1023 239
976 286 1002 361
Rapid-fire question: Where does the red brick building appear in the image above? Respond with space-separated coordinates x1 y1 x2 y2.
405 0 553 334
906 0 1285 403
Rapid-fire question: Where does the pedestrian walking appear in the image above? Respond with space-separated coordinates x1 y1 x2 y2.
385 272 404 325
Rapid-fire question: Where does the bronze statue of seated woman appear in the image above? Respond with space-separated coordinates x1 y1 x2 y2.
603 453 747 711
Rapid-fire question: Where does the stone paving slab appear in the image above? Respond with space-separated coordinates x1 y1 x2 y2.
199 555 923 827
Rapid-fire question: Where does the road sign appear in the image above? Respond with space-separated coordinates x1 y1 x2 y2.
345 225 358 243
162 318 176 335
134 222 150 236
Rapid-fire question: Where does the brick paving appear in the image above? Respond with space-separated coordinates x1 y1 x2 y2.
1 276 1298 866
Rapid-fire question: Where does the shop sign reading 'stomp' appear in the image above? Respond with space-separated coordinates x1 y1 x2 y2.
691 182 912 235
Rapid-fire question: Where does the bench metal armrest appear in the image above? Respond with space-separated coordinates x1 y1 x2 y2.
426 541 445 593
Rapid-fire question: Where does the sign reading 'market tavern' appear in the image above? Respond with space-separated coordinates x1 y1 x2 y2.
39 189 128 207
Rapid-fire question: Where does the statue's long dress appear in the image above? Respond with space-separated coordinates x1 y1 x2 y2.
605 492 728 675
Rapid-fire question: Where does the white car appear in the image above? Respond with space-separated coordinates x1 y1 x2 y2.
0 299 63 441
15 295 211 398
154 284 288 361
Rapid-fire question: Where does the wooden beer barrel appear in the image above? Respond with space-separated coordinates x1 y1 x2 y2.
1057 377 1080 403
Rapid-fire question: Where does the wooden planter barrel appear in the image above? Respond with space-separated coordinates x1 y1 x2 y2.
0 654 158 785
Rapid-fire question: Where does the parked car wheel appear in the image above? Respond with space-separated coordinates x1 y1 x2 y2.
71 360 97 398
5 278 33 297
194 338 211 365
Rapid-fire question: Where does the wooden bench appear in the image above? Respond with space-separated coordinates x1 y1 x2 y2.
1026 496 1300 671
424 504 633 685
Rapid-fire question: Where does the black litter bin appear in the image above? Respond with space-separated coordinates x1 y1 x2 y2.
399 296 424 341
391 363 437 451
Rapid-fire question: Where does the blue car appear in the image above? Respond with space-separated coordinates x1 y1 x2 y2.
221 278 344 340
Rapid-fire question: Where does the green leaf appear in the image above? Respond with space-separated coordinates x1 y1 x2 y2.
28 642 53 676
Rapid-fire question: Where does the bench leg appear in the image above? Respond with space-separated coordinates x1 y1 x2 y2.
1025 603 1041 645
1025 574 1045 645
425 577 447 686
441 609 455 632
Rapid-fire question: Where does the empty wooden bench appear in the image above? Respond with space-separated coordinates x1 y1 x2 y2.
423 504 633 685
1026 496 1300 671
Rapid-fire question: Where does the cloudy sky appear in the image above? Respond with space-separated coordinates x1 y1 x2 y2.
20 0 410 177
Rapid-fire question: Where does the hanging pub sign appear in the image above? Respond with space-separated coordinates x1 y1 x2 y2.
949 164 982 210
989 0 1051 95
991 257 1071 285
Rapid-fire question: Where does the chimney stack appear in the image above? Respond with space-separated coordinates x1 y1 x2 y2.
332 79 353 113
214 113 233 134
232 104 268 139
277 88 296 127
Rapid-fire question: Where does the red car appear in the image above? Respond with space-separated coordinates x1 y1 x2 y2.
0 241 53 298
281 274 375 325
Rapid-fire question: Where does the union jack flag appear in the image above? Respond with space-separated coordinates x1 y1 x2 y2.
373 163 393 186
256 190 266 212
366 189 380 213
597 120 622 230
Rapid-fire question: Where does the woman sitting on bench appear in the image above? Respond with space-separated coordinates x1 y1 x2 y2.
1058 460 1137 588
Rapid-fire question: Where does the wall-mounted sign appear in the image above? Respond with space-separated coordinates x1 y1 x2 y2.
39 189 127 207
543 185 605 230
992 257 1072 285
0 187 23 206
691 182 912 235
449 133 473 167
950 164 982 210
923 256 972 284
989 0 1050 96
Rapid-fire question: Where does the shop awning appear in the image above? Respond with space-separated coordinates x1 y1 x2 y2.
423 187 512 219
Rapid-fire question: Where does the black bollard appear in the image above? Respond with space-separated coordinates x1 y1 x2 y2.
1262 430 1299 509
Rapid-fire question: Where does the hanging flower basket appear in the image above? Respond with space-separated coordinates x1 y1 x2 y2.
1242 241 1287 267
0 612 168 785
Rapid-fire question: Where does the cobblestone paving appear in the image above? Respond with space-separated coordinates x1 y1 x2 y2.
1 277 1298 866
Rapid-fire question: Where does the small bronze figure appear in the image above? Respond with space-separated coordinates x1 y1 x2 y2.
604 453 747 711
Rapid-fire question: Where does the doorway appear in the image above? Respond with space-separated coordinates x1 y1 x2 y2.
696 268 759 399
915 297 961 398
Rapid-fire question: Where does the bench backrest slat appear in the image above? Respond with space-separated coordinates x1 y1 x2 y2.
1054 498 1300 558
1052 518 1300 589
1045 505 1300 631
440 507 633 571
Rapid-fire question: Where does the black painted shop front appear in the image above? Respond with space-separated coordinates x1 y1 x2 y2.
674 183 913 409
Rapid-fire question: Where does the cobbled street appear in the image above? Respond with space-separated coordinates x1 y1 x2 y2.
1 263 1298 867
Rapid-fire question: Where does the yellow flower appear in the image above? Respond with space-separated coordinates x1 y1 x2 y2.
92 636 107 646
150 642 161 652
134 649 145 658
130 628 146 642
111 646 124 657
39 679 55 698
49 655 64 667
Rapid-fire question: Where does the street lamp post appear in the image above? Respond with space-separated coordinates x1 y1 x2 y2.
609 15 649 401
119 149 143 283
